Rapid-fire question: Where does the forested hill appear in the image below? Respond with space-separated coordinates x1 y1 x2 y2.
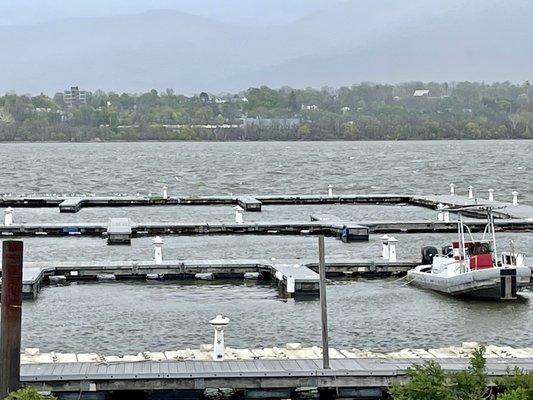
1 82 532 142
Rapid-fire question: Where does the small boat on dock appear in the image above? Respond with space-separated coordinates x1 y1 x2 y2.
407 206 532 300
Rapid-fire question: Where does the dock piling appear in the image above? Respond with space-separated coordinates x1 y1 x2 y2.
450 183 455 195
328 185 333 198
318 236 330 369
512 191 519 206
488 189 494 202
0 240 23 398
162 186 168 200
468 185 474 199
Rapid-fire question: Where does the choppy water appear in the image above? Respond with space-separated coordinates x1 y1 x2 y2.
0 141 531 354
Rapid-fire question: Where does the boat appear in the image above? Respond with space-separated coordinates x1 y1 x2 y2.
407 205 532 300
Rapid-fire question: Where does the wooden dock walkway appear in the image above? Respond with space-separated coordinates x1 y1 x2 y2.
11 258 419 299
1 219 531 240
1 192 530 217
19 355 533 396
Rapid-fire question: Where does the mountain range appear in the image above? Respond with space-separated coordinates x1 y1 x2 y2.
0 0 531 94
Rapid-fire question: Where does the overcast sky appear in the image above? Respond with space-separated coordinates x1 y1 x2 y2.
0 0 345 26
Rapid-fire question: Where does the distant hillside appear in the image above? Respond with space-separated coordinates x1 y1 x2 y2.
0 0 531 93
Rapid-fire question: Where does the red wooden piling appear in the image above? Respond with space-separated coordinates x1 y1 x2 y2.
0 240 23 398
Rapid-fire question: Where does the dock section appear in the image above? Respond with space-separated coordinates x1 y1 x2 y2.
19 344 533 397
10 258 419 300
106 217 132 244
236 195 262 211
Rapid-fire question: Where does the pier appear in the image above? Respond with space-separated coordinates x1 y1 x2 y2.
18 344 533 398
10 258 418 300
1 192 531 219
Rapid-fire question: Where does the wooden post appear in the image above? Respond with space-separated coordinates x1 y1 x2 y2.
318 236 330 369
0 240 23 398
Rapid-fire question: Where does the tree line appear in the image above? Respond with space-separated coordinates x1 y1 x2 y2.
1 82 533 141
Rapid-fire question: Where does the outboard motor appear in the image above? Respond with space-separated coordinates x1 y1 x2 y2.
421 246 439 265
442 245 453 258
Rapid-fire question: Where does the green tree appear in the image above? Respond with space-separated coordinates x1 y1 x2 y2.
5 388 55 400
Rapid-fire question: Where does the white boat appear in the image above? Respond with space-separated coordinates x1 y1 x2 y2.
407 206 532 300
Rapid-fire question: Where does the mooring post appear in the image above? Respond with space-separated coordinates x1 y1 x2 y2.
162 186 168 200
4 207 13 226
234 205 244 225
450 183 455 195
328 185 333 198
0 240 23 398
318 236 330 369
209 315 229 361
153 236 164 265
488 189 494 202
468 185 474 199
387 236 398 262
437 203 444 221
512 191 518 206
442 205 450 222
380 235 390 259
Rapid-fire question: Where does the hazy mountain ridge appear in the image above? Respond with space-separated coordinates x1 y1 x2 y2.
0 0 531 94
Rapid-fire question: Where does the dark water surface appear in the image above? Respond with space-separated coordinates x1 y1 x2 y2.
0 141 531 354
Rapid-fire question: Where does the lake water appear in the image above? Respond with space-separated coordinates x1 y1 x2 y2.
0 141 531 354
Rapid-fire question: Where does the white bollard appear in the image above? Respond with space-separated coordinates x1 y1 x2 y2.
162 186 168 200
436 203 444 221
442 205 450 222
4 207 13 226
380 235 390 260
328 184 333 198
286 276 295 294
512 191 518 206
468 186 474 199
210 315 229 361
153 236 164 265
387 237 398 263
234 205 244 224
488 189 494 202
450 183 455 196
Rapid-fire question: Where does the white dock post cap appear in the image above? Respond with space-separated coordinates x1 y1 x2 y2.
512 191 518 206
210 315 230 327
488 189 494 202
153 236 164 245
234 205 244 224
467 185 474 199
4 207 13 226
442 205 450 222
162 185 168 199
450 183 455 195
387 236 398 263
328 184 333 198
379 234 390 243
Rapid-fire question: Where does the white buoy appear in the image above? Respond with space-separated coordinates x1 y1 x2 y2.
387 237 398 263
328 184 333 198
234 205 244 225
162 186 168 200
153 236 164 265
442 205 450 222
210 315 229 361
437 203 444 221
468 186 474 199
512 191 518 206
488 189 494 202
450 183 455 195
4 207 13 226
380 235 390 260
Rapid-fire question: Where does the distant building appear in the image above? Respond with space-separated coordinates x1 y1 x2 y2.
413 89 430 97
242 117 300 130
63 86 87 107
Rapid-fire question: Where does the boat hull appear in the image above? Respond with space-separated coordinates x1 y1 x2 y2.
407 266 532 300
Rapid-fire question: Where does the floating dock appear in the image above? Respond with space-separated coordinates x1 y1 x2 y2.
10 258 418 300
1 219 532 240
1 193 531 219
19 344 533 399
